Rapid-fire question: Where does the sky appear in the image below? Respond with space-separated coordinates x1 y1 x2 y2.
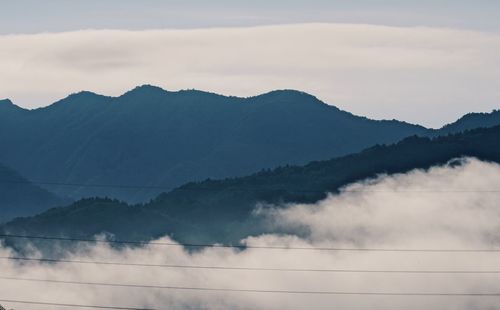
2 158 500 309
2 0 500 33
0 1 499 127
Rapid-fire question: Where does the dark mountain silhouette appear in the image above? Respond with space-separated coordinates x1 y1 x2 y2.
0 86 429 203
0 162 66 223
433 109 500 136
1 87 498 206
3 125 500 246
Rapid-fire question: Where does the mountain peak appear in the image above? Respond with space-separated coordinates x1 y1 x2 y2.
41 91 109 111
249 89 336 111
0 98 13 105
68 90 102 99
122 84 169 97
0 98 23 111
256 89 319 100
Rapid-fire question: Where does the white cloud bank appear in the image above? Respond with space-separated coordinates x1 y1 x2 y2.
0 24 499 127
1 158 500 309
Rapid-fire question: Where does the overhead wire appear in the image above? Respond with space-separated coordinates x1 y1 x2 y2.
0 298 155 309
2 256 500 274
2 234 500 252
2 276 500 297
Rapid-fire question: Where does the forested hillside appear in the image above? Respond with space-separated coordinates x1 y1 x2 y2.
4 125 500 245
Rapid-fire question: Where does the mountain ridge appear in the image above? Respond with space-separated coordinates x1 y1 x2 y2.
435 109 500 135
0 86 498 205
4 86 497 130
0 86 429 203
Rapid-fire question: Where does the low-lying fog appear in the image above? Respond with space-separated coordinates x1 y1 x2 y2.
1 158 500 309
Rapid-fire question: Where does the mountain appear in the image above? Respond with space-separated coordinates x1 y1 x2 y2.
0 162 66 223
1 87 498 205
3 125 500 246
433 110 500 136
0 86 428 203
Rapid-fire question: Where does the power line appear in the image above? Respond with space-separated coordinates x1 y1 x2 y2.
1 179 500 194
2 234 500 252
2 276 500 297
3 256 500 274
0 298 155 309
1 179 324 192
0 179 170 190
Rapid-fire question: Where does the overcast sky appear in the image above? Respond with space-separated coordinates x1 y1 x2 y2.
1 1 499 127
3 0 500 33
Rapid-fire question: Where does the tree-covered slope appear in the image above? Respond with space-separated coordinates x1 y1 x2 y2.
3 125 500 245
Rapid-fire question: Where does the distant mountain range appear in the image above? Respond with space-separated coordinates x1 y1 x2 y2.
1 85 498 206
0 86 426 203
0 162 65 223
3 125 500 247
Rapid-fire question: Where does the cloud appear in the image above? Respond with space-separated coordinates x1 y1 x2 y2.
1 158 500 309
0 24 499 127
